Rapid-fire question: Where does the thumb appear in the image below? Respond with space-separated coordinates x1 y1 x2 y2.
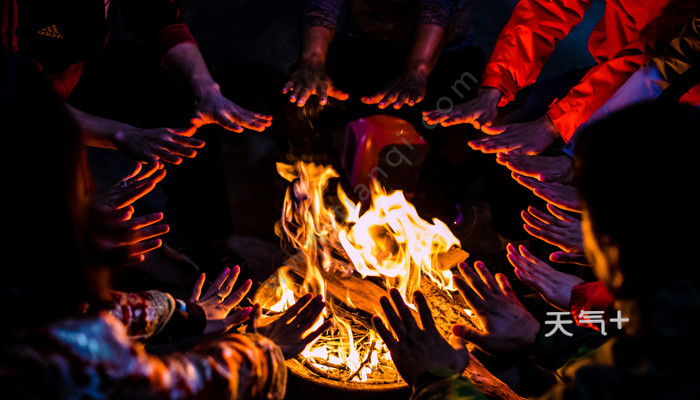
246 304 262 334
225 307 253 327
452 324 486 346
449 333 469 352
550 251 589 266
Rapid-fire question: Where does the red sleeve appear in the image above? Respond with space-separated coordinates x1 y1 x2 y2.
156 23 196 56
480 0 595 105
570 281 615 331
547 53 649 141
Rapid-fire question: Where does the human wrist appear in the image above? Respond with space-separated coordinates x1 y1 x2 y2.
479 87 504 106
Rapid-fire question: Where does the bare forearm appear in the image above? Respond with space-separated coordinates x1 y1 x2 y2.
162 42 219 101
68 104 135 149
299 26 334 64
405 24 448 77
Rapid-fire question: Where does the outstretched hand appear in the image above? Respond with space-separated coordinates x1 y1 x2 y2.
372 289 469 385
282 60 349 107
247 293 330 358
521 204 583 254
511 172 582 212
506 244 585 311
422 87 502 129
452 262 540 355
190 266 254 336
192 87 273 133
89 163 169 266
468 115 560 155
496 153 574 184
115 125 204 165
361 71 427 110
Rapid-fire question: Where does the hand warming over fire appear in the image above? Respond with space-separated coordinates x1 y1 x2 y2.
510 172 582 213
372 289 469 385
248 293 331 358
452 262 540 355
506 244 585 311
521 204 584 254
88 163 169 265
283 60 349 107
422 87 502 129
190 266 254 336
497 153 574 184
191 87 273 133
468 115 560 154
361 70 427 109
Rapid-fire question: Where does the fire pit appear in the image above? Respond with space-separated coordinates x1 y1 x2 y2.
252 161 523 400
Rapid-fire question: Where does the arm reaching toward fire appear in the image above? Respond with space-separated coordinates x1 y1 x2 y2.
248 293 331 358
372 289 470 385
452 261 540 355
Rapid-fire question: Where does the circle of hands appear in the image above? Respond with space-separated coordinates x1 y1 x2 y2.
90 60 595 377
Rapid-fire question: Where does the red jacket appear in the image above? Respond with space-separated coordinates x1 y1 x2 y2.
480 0 700 141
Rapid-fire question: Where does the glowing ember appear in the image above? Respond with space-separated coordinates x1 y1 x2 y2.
263 161 465 383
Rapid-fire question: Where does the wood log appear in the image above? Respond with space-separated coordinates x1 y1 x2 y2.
253 248 523 400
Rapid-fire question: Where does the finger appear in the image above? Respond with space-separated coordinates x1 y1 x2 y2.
296 296 326 333
360 91 385 104
169 125 198 138
495 273 517 301
392 93 409 109
328 85 349 101
452 324 486 346
223 279 253 308
282 80 294 94
127 238 163 256
389 288 418 333
518 245 542 265
124 163 143 180
457 262 491 301
300 319 332 347
168 134 206 149
190 273 206 302
453 275 485 312
470 137 521 153
224 307 254 327
295 88 313 107
525 206 558 226
134 162 161 181
279 293 314 325
550 251 589 266
378 91 400 108
123 223 170 245
247 303 262 333
152 147 183 165
126 212 165 230
413 291 438 333
480 125 507 135
217 111 245 133
547 202 578 223
316 82 328 105
202 267 231 299
372 315 398 349
422 110 452 125
473 261 499 292
379 295 407 339
217 265 241 300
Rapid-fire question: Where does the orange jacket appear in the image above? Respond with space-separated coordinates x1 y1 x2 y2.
480 0 700 141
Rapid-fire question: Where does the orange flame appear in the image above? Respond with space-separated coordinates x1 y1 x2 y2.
272 161 461 382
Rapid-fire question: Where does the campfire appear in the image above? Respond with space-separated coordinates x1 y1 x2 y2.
253 161 522 399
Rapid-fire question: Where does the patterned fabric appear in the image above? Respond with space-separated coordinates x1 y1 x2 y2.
109 290 176 343
1 312 287 399
301 0 471 44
